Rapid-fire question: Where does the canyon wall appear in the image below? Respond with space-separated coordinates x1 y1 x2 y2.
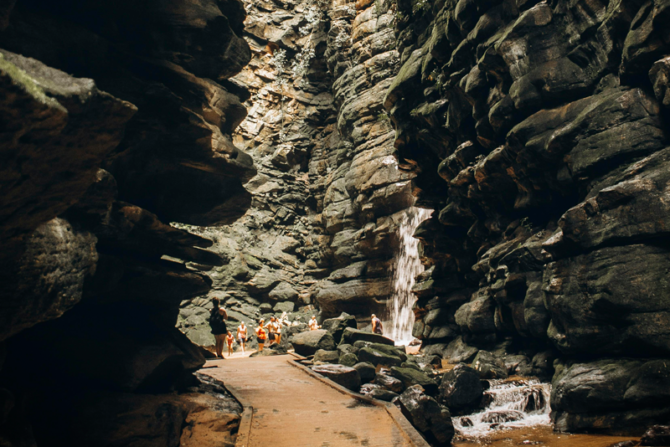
0 0 252 444
385 0 670 433
178 0 420 343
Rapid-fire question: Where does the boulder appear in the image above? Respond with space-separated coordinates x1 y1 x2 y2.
259 303 274 314
397 385 455 445
321 312 357 344
338 353 358 367
389 367 438 396
442 336 479 363
369 388 398 402
641 426 670 446
311 364 361 391
472 351 508 379
375 373 405 393
273 301 295 314
341 328 395 346
268 282 299 302
353 362 376 383
289 330 335 356
357 347 404 367
438 364 483 412
313 349 340 364
551 358 670 432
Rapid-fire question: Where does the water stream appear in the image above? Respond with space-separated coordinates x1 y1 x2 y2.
384 207 432 345
454 378 551 441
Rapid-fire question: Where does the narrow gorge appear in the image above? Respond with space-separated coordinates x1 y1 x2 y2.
0 0 669 445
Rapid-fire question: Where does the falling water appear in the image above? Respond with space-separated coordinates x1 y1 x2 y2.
384 207 432 345
454 378 552 440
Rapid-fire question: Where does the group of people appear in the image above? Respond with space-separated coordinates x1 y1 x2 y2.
209 298 385 358
209 298 291 358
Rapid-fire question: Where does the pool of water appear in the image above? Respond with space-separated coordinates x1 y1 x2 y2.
453 425 639 446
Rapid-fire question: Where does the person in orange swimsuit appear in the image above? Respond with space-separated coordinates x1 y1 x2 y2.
256 320 267 352
226 331 235 357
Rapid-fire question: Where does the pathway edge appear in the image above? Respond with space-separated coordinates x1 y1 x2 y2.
287 354 431 447
201 364 254 447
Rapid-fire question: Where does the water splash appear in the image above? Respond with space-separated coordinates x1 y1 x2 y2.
384 207 432 345
454 378 552 440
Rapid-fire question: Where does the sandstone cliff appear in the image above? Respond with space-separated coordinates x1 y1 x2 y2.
385 0 670 433
0 0 253 444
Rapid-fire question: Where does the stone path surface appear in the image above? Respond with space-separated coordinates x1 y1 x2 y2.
201 355 424 447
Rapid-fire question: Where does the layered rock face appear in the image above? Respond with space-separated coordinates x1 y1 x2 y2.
178 0 420 343
385 0 670 434
0 0 252 444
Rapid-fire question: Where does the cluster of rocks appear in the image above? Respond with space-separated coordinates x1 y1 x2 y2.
0 0 254 445
381 0 670 434
292 313 538 444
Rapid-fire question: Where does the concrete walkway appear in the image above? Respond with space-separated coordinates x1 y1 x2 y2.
200 355 427 447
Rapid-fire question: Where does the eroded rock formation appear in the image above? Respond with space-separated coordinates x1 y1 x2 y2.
0 0 253 444
385 0 670 434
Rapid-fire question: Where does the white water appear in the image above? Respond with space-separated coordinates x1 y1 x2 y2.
454 378 552 440
384 207 432 345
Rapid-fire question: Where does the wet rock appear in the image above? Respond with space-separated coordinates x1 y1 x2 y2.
480 410 525 424
375 373 405 394
314 349 340 364
353 362 376 383
322 312 357 344
641 425 670 446
311 364 361 391
341 327 395 346
472 351 508 380
439 364 483 412
339 353 359 367
552 358 670 432
397 385 455 445
390 367 438 396
290 330 335 357
369 388 399 402
442 337 479 363
357 346 404 367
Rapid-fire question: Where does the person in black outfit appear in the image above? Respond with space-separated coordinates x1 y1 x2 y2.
209 298 228 358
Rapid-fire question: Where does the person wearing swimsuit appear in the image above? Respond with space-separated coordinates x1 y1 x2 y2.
256 320 267 352
371 314 383 335
237 322 248 353
226 331 235 357
265 317 277 345
309 316 319 331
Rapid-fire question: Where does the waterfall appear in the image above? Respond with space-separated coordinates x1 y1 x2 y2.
384 207 432 345
454 378 552 440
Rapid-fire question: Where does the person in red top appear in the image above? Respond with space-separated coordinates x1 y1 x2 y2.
226 331 235 357
256 320 267 352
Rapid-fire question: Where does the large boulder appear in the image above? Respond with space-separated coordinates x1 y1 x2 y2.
389 367 438 396
472 351 508 379
321 313 357 344
338 353 358 367
311 364 361 391
289 330 335 356
397 385 455 445
341 328 395 346
314 350 340 364
438 364 483 412
551 358 670 432
357 347 404 367
375 373 405 393
353 362 376 383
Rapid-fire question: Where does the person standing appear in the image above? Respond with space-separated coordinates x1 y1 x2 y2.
265 317 277 345
226 331 235 357
256 320 267 352
309 315 319 331
371 314 383 335
275 318 283 345
209 298 228 358
237 321 248 353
